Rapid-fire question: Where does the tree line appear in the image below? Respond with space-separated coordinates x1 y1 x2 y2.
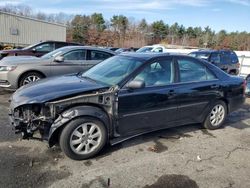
1 4 250 50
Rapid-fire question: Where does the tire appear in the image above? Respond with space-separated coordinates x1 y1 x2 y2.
59 117 107 160
203 101 227 130
19 72 44 87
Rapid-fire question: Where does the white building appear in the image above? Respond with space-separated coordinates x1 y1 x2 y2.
0 11 66 47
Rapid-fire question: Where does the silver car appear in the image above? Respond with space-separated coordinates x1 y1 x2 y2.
0 46 115 89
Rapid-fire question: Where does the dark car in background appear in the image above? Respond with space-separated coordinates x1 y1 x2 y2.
189 49 240 75
0 40 80 60
9 53 245 160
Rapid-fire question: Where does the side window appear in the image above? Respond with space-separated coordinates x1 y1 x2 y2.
220 53 231 64
177 58 216 82
133 59 174 87
210 53 220 63
34 43 54 52
90 51 112 60
63 50 86 61
55 42 66 49
154 47 163 52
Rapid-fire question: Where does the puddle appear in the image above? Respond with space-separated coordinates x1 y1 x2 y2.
143 174 199 188
158 129 193 140
148 140 168 153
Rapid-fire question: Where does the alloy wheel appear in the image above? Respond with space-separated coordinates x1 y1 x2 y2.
69 122 102 155
210 104 225 127
23 75 41 85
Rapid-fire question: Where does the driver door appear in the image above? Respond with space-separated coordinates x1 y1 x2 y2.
117 57 179 136
51 49 87 76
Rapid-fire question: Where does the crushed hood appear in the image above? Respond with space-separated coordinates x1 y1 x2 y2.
10 74 109 109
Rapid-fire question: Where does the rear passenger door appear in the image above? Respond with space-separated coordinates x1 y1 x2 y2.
174 56 220 123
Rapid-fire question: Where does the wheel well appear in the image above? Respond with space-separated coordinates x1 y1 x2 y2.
219 98 229 114
18 70 46 87
49 115 109 147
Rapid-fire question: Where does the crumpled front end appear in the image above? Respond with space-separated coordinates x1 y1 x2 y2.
9 86 118 143
9 104 53 140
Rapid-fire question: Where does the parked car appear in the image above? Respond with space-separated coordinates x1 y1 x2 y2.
246 74 250 97
136 45 167 53
9 53 246 160
115 48 136 53
189 50 240 75
106 47 120 51
0 46 115 89
0 41 80 60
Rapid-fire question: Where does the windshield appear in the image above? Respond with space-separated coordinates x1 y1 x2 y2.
82 55 143 85
189 52 210 59
136 47 153 53
41 48 65 59
23 43 36 50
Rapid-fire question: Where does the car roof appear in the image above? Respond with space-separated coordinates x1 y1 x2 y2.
192 49 235 53
118 52 185 61
57 46 116 54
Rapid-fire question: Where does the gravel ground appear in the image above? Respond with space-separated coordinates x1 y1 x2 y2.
0 88 250 188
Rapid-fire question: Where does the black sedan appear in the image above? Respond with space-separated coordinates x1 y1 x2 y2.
9 53 246 160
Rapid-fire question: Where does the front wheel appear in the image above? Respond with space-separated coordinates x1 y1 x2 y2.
59 117 107 160
203 101 227 130
19 72 43 87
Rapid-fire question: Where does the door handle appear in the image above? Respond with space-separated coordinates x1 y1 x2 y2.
210 84 219 89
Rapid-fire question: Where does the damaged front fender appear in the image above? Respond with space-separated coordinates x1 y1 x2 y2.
48 105 111 146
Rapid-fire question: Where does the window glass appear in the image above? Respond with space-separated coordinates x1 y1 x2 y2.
34 43 54 52
90 51 112 60
178 58 216 82
136 47 153 53
55 43 67 49
210 53 220 63
220 53 231 64
153 47 163 52
82 56 142 85
134 59 174 87
64 50 86 60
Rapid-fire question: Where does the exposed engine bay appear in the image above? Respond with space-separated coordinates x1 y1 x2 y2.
9 86 118 143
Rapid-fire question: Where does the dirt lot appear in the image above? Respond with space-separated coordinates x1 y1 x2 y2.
0 88 250 188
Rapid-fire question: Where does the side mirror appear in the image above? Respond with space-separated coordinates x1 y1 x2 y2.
127 80 145 90
32 48 36 52
54 55 64 62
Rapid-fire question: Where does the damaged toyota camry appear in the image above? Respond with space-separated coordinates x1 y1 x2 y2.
9 53 246 160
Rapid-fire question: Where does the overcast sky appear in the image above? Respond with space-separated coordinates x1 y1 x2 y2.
1 0 250 32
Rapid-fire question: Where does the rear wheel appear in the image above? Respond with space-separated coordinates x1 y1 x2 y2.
19 72 43 87
203 101 227 130
59 117 107 160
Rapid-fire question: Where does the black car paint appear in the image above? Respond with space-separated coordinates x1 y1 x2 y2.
9 54 245 146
